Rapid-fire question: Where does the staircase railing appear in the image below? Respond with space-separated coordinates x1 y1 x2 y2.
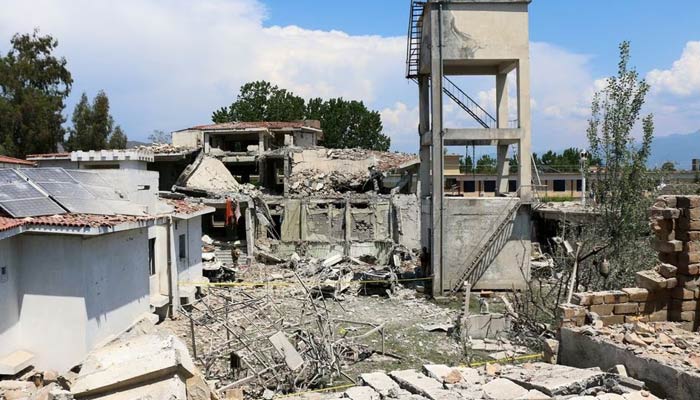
442 77 497 129
450 192 523 293
405 1 426 79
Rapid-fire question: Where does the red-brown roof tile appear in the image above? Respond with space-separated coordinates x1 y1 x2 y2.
0 155 36 166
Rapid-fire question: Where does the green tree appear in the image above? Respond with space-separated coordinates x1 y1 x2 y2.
586 41 656 286
66 90 126 150
108 125 127 149
213 81 391 151
213 81 305 122
0 30 72 157
661 161 676 172
475 154 496 173
306 97 389 151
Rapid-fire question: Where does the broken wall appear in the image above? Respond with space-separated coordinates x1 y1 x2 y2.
443 197 531 291
560 195 700 329
392 194 420 250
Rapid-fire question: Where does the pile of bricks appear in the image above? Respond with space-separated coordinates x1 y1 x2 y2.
559 195 700 329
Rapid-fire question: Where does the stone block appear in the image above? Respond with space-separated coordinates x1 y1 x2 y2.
648 208 680 219
678 252 700 267
669 310 695 322
422 364 456 383
590 304 614 316
590 292 606 305
622 288 650 302
685 207 700 220
359 372 401 398
684 241 700 253
613 303 639 315
501 362 606 396
678 274 700 289
670 299 697 312
655 195 678 209
603 290 629 304
345 386 380 400
482 378 528 399
651 239 683 253
625 315 649 323
638 300 668 314
666 277 678 289
677 263 700 275
671 287 695 300
600 315 625 326
542 339 559 364
389 369 457 400
677 195 700 209
677 217 700 231
464 313 510 339
677 231 700 242
658 263 678 278
571 293 593 306
635 270 667 291
647 310 669 322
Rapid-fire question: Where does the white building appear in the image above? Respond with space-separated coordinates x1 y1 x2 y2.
26 149 154 170
0 168 213 374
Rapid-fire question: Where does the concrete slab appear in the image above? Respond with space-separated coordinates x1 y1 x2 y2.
72 333 195 398
0 350 35 376
344 386 380 400
359 372 401 397
501 362 606 396
389 370 459 400
269 331 304 371
422 365 455 383
464 313 510 339
482 378 528 399
516 389 551 399
559 327 700 400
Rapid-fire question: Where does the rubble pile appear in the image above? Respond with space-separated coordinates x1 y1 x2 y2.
288 148 418 197
559 195 700 329
179 284 386 396
283 362 659 400
133 142 194 154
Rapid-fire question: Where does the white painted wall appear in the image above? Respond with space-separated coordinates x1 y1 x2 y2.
0 237 21 358
172 130 202 148
148 225 170 297
6 229 150 371
174 216 203 284
80 160 148 170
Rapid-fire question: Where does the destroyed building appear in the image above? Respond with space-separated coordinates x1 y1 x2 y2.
0 167 212 374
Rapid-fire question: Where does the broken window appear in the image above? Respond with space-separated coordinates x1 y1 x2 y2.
483 180 496 193
508 179 517 192
464 180 476 193
148 238 156 276
179 234 187 259
576 179 583 192
553 179 566 192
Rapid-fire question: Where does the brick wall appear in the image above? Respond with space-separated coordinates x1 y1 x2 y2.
559 195 700 328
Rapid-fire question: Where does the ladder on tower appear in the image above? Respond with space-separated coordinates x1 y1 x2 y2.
406 1 425 79
450 198 522 293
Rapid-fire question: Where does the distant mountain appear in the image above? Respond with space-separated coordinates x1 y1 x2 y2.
648 130 700 169
127 140 149 148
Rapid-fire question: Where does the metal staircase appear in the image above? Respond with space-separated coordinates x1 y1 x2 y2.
450 198 522 293
406 1 425 79
443 77 497 129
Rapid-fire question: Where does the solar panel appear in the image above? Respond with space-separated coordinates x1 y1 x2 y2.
65 170 125 201
19 168 111 215
0 169 67 217
21 168 76 183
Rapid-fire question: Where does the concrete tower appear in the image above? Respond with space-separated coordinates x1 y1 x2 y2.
407 0 533 295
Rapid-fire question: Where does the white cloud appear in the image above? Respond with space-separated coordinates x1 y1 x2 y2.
380 102 418 150
0 0 406 145
648 41 700 96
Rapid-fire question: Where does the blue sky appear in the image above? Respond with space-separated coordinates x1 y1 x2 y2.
1 0 699 155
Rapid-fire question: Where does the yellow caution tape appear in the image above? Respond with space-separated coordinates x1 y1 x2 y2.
180 277 432 287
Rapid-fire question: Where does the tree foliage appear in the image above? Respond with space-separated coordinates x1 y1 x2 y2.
65 90 127 150
585 41 656 286
148 129 171 144
0 30 72 157
212 80 390 151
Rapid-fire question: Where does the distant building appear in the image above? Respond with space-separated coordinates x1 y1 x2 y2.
27 149 154 170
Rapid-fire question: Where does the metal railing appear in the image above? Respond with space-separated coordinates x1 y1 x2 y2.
405 1 426 79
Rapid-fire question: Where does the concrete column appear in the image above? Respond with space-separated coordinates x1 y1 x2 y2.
516 60 532 201
258 131 265 155
245 205 255 258
167 218 180 317
430 5 445 296
496 73 510 195
418 74 431 253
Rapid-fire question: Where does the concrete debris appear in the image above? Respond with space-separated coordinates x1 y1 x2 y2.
71 332 196 398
